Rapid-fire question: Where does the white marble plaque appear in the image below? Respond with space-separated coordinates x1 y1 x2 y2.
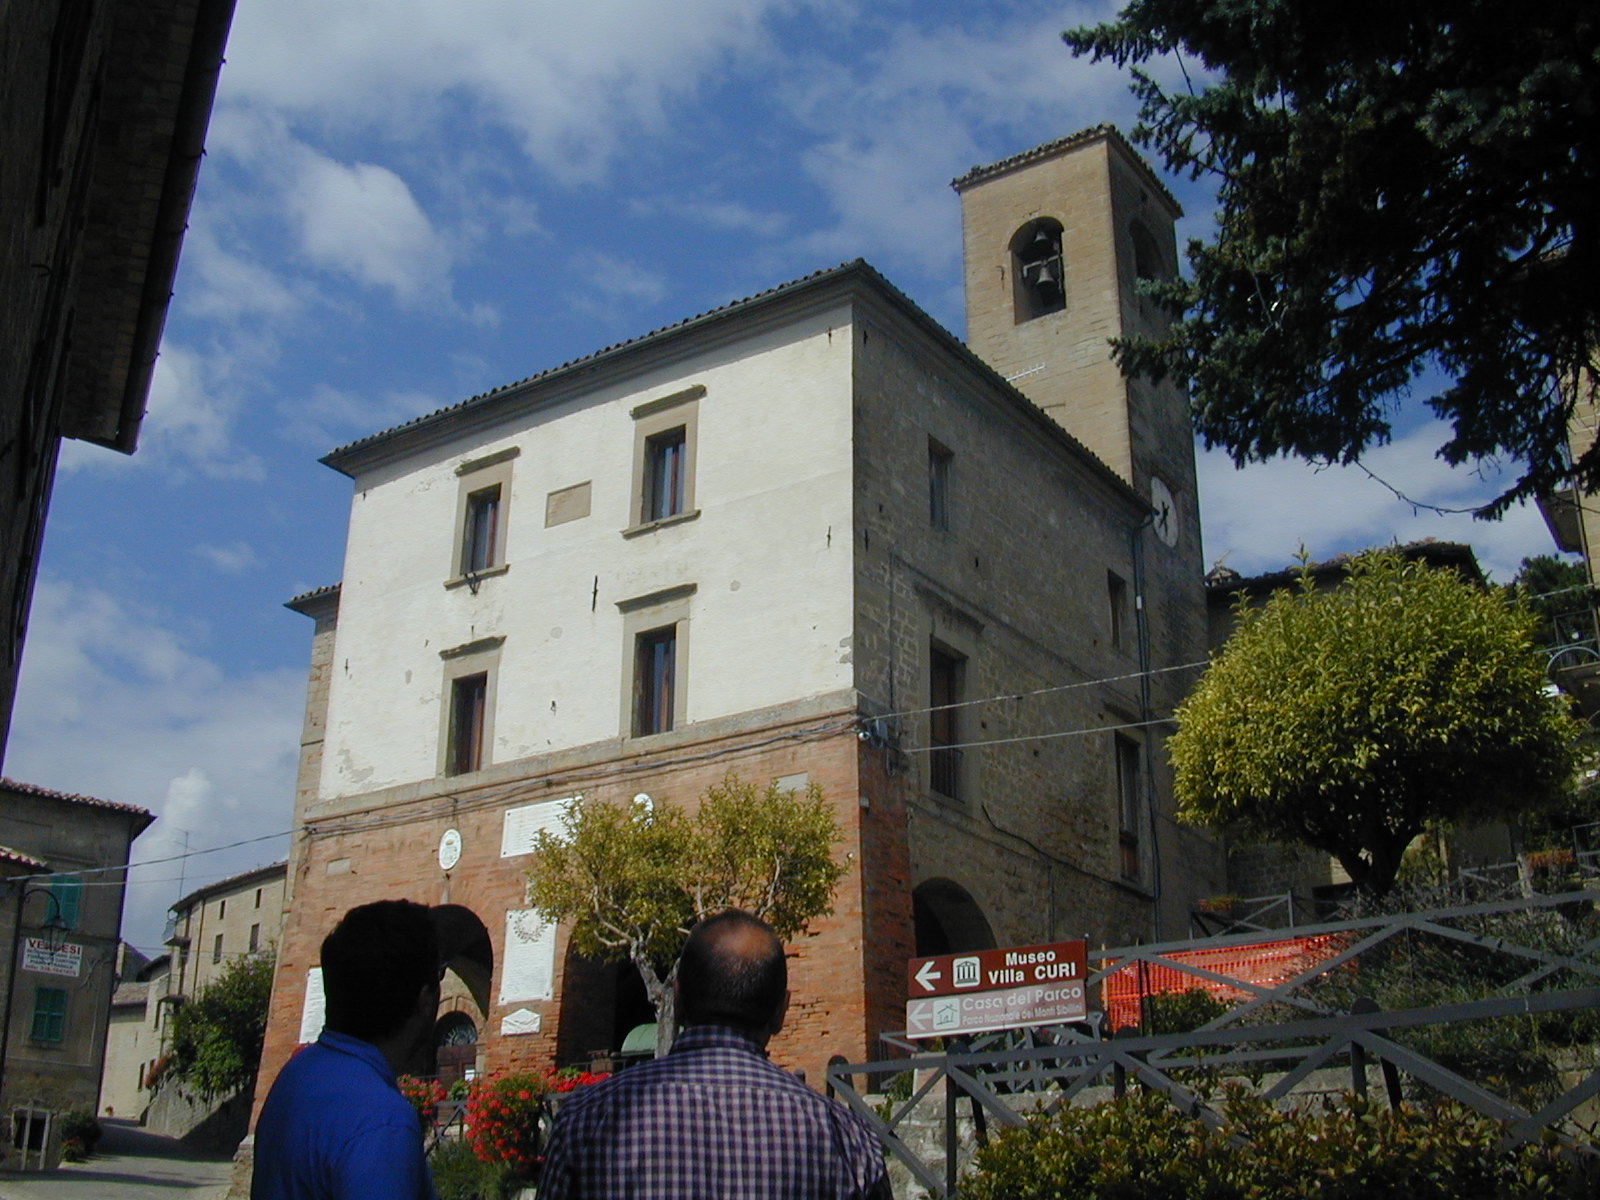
500 797 577 858
298 968 326 1043
500 1007 543 1036
498 909 556 1002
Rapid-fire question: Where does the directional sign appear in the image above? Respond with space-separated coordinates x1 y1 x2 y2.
904 979 1088 1039
904 940 1091 1039
906 940 1087 998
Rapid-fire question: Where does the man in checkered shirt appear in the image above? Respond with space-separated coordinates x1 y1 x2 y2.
539 909 891 1199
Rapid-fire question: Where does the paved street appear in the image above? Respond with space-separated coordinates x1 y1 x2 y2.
0 1121 235 1200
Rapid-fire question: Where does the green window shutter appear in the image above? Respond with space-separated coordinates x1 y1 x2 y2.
30 987 67 1043
50 877 81 930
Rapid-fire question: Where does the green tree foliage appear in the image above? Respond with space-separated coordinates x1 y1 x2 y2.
523 773 845 1055
1505 554 1594 654
966 1088 1598 1200
1170 551 1579 894
163 951 274 1100
1064 2 1600 516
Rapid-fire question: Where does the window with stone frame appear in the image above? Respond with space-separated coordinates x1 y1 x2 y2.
448 672 489 775
627 386 701 532
633 626 677 736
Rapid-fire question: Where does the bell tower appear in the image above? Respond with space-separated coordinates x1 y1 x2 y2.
953 125 1192 527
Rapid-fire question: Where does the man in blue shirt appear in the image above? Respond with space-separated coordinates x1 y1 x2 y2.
253 900 440 1200
540 909 891 1199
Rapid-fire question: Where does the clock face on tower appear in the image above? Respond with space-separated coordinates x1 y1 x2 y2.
1149 476 1178 547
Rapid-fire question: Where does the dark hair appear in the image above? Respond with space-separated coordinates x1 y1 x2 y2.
321 900 439 1042
676 910 786 1033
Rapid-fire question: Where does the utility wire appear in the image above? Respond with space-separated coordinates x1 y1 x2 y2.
867 659 1210 725
899 714 1174 754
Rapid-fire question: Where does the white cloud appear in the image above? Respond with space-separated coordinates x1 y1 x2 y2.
782 4 1136 279
195 542 261 574
221 0 807 185
6 580 303 951
180 223 304 325
289 155 453 302
1197 422 1565 584
570 252 669 310
57 344 266 481
280 383 444 451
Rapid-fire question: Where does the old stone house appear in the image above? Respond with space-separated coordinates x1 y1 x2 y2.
99 861 286 1130
256 126 1226 1096
0 779 151 1170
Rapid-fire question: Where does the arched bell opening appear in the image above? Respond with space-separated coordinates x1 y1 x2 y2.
1010 218 1065 322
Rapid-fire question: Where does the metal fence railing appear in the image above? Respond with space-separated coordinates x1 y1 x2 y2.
827 889 1600 1198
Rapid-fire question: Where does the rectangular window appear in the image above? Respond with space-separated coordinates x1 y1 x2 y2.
929 440 952 531
30 987 67 1044
929 646 964 799
212 933 224 964
1108 571 1129 652
254 888 262 909
461 484 501 574
629 386 701 532
249 923 260 953
448 672 489 775
218 899 226 920
1116 735 1142 880
449 447 517 584
49 877 81 931
634 627 677 736
643 428 687 523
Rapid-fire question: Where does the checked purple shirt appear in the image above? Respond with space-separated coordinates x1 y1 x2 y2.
539 1024 891 1200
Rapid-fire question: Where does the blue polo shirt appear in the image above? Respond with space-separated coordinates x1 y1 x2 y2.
252 1030 436 1200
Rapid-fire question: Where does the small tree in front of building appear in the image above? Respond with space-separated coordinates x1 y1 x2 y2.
524 773 845 1056
161 950 274 1100
1170 550 1580 895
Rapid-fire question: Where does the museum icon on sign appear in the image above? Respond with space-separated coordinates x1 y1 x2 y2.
952 957 981 988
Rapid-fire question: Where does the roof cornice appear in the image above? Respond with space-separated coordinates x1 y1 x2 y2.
950 124 1182 220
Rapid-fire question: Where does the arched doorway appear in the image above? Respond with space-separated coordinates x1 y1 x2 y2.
556 947 658 1070
913 877 997 956
434 1011 478 1088
431 904 493 1080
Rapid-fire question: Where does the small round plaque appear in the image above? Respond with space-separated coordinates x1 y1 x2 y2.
438 828 463 871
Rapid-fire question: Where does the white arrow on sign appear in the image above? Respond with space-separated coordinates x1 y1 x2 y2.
906 1000 933 1033
914 960 942 992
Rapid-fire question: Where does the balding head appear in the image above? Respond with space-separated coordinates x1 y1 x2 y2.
675 910 788 1042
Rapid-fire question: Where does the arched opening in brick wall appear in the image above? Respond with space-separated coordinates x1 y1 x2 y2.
555 948 656 1070
433 1010 479 1087
913 877 997 956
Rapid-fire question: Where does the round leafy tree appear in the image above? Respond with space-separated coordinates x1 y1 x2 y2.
1171 551 1579 893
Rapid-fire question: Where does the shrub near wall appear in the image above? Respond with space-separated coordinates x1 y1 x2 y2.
965 1088 1598 1200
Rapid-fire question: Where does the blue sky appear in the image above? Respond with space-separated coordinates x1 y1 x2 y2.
8 0 1564 952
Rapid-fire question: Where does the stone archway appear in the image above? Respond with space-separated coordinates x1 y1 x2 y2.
555 947 657 1070
430 904 493 1080
433 1010 478 1087
913 877 997 956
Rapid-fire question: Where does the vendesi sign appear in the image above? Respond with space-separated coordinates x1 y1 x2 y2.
22 938 82 978
905 940 1089 1039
